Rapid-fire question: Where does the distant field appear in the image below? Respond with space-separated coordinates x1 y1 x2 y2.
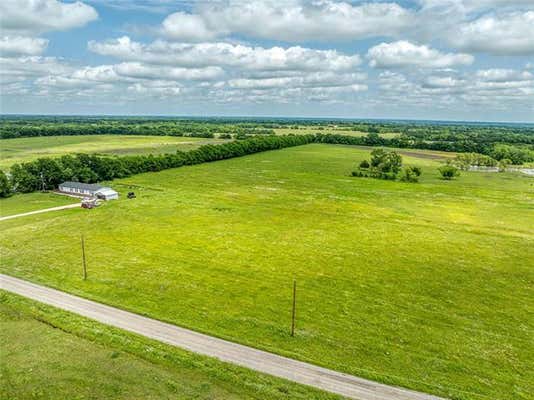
273 127 400 138
0 135 227 169
0 292 335 400
1 144 532 399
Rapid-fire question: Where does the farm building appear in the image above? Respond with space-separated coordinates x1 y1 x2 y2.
58 181 119 200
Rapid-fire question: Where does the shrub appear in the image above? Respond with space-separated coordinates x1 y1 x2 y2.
453 152 498 170
498 158 512 172
359 159 370 169
400 166 421 183
351 170 368 177
377 171 397 180
438 164 460 180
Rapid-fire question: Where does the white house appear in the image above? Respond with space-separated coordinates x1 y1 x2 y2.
58 181 118 200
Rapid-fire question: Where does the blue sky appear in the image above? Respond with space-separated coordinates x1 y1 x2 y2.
1 0 533 122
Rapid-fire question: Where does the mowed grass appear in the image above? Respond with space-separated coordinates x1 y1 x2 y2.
0 135 227 169
0 192 77 217
0 292 338 400
1 144 533 399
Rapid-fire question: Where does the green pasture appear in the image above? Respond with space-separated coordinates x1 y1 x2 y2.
0 192 77 218
0 292 337 400
0 135 227 169
1 144 533 399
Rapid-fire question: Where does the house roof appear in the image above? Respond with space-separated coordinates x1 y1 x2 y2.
59 181 103 191
95 188 117 195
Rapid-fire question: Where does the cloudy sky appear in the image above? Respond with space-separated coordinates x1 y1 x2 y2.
1 0 533 121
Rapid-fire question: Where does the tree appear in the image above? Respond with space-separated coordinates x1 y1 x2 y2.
370 149 402 174
365 132 384 146
438 164 460 180
370 148 386 167
0 170 12 197
10 164 39 193
359 159 370 169
34 158 64 190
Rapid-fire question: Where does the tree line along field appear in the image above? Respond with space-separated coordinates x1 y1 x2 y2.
2 117 533 164
1 144 532 399
0 135 228 170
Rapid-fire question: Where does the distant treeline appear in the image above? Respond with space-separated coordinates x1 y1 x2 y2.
2 118 533 161
0 120 275 139
2 130 534 197
314 133 534 164
2 118 533 143
2 135 314 195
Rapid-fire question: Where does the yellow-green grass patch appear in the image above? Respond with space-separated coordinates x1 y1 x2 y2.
0 192 78 218
0 291 339 400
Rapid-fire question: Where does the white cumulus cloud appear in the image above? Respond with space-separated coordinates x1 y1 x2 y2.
367 41 474 69
88 36 362 72
0 36 49 56
161 12 223 42
476 69 533 82
159 0 414 42
448 11 534 55
0 0 98 36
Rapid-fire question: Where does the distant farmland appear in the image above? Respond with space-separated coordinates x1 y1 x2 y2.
1 144 532 400
0 135 228 169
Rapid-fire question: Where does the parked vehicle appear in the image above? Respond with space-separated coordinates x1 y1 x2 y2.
81 198 101 209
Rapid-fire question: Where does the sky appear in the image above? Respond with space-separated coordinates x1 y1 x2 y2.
0 0 533 122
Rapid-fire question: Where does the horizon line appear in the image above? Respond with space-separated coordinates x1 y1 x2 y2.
2 113 534 126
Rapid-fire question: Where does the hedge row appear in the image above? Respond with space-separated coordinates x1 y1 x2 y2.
5 135 315 195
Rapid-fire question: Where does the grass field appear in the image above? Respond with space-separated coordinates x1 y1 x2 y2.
0 135 227 169
1 144 533 399
0 192 77 217
0 291 337 400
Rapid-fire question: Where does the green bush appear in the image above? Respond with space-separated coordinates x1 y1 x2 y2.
359 159 370 169
438 164 460 180
400 166 421 183
351 170 368 177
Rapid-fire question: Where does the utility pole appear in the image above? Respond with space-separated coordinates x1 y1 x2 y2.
291 279 297 337
81 234 87 280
